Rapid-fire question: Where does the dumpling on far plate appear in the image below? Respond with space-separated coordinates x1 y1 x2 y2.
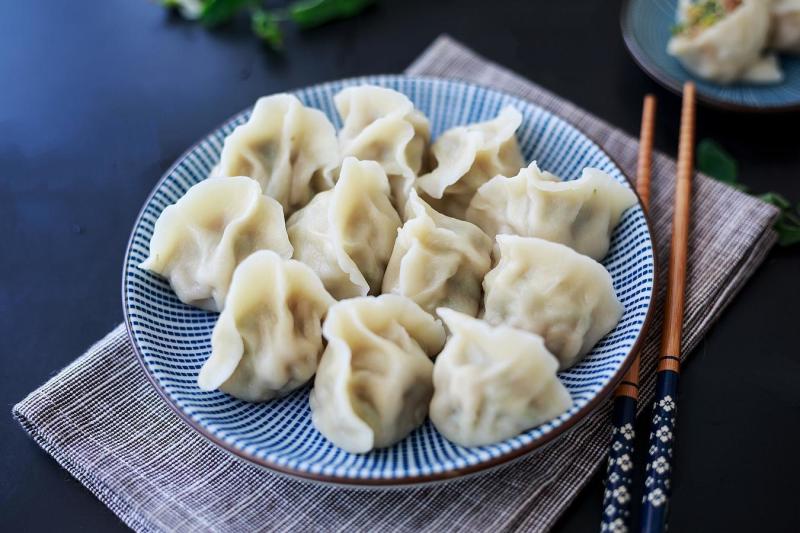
667 0 780 84
482 235 623 370
771 0 800 52
310 295 446 453
213 94 339 217
287 157 401 300
466 162 637 261
139 177 293 312
382 189 492 317
430 308 572 447
335 85 430 210
197 251 335 402
415 106 524 219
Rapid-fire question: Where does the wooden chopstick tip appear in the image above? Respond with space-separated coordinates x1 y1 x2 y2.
640 95 657 130
681 82 696 118
636 95 657 211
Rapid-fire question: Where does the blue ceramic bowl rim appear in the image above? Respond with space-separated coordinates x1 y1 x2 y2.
620 0 800 113
122 74 657 487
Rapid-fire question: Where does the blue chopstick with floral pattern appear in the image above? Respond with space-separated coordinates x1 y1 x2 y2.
639 82 696 533
600 94 656 533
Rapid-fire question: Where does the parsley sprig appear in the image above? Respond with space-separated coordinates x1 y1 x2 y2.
161 0 375 48
696 139 800 246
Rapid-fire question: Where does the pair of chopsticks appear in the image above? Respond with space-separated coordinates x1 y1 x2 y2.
600 82 696 533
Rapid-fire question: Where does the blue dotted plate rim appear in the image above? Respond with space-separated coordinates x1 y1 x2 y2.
620 0 800 113
122 75 657 487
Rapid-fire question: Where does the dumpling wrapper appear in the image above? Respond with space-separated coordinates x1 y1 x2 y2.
416 106 525 220
139 177 293 312
771 0 800 53
198 250 335 402
466 162 637 261
335 85 430 211
430 308 572 447
310 295 446 453
287 157 401 300
213 93 339 217
382 189 492 317
668 0 780 84
482 235 624 369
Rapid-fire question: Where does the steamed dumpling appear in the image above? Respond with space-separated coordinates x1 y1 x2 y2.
771 0 800 52
310 295 446 453
139 177 293 311
482 235 623 369
335 85 430 210
416 106 524 219
382 190 492 316
668 0 780 84
287 157 401 299
197 251 335 401
466 162 637 261
213 94 339 217
430 308 572 447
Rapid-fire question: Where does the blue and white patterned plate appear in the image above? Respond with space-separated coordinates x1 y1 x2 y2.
123 76 656 486
622 0 800 111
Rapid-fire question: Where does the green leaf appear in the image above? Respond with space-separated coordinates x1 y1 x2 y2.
696 138 738 184
252 9 284 49
760 192 800 246
200 0 253 27
289 0 375 29
775 219 800 246
759 192 791 210
698 139 798 247
165 0 375 44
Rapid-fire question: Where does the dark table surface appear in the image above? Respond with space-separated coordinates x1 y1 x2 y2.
2 1 799 531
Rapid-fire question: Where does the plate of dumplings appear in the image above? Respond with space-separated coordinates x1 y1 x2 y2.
123 76 656 485
622 0 800 111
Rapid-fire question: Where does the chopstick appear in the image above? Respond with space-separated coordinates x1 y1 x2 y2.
599 94 656 533
639 81 696 533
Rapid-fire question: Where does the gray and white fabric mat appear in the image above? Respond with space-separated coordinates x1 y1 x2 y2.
14 35 780 532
